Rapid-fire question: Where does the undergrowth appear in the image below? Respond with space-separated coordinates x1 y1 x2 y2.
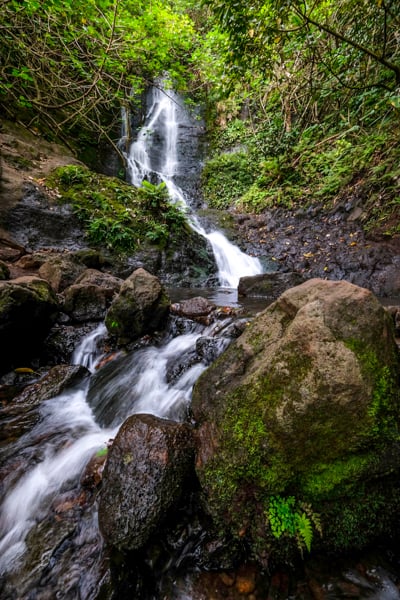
46 165 189 253
202 88 400 238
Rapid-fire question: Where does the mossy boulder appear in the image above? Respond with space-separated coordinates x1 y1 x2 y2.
0 276 59 373
191 279 400 563
105 268 170 344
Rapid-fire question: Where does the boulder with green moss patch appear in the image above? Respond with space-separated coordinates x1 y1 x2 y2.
105 268 170 344
192 278 400 563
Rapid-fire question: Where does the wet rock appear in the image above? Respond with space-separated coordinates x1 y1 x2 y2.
195 336 230 365
171 296 216 321
0 364 89 444
166 349 200 385
38 252 86 292
235 208 400 299
238 272 306 298
0 259 10 280
0 275 60 373
98 413 195 551
192 279 400 562
105 268 170 344
42 322 100 365
4 181 86 251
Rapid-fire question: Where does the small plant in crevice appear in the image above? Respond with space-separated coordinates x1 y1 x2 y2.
267 495 322 556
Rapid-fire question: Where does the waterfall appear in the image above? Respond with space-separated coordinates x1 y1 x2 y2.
125 85 263 288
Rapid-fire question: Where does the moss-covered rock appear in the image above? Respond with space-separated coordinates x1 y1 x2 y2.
191 279 400 563
105 268 170 344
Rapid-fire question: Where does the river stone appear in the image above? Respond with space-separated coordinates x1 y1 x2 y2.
105 268 170 343
39 253 86 292
74 268 122 293
0 276 60 373
171 296 216 322
238 272 306 298
63 269 122 322
192 278 400 561
98 413 195 551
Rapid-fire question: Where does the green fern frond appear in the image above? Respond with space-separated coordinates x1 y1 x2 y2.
295 512 313 553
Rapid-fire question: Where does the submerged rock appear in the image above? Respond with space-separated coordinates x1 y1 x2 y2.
98 413 195 551
192 278 400 563
105 268 170 344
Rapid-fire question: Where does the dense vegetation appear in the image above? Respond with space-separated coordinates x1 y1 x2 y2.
46 165 188 251
1 0 399 234
199 0 400 236
0 0 198 157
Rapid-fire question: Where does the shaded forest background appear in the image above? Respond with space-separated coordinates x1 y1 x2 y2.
1 0 399 240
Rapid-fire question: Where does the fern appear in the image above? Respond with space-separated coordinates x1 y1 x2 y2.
295 512 313 554
267 495 322 555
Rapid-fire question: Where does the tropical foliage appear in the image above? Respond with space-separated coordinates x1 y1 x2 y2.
0 0 197 153
199 0 400 234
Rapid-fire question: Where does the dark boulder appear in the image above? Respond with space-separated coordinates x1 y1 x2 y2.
105 268 170 344
0 276 60 373
98 413 195 551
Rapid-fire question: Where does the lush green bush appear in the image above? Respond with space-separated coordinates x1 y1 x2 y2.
46 166 189 253
201 151 256 209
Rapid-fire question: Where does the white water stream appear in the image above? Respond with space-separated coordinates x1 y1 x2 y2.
125 85 263 288
0 320 223 583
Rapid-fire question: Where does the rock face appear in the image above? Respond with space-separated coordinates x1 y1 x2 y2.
192 279 400 562
98 413 195 551
105 268 170 343
0 276 59 372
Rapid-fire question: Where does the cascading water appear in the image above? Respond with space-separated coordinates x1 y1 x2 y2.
0 313 234 597
125 85 263 288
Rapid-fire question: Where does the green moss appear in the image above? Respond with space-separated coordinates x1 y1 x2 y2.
344 339 400 442
46 165 189 254
201 151 256 209
301 454 376 499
